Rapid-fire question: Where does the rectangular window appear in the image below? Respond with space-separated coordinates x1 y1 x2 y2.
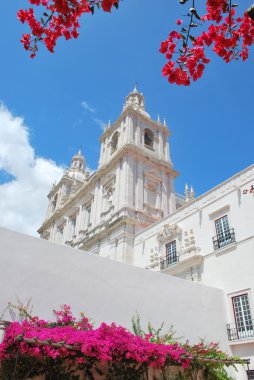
215 215 230 238
213 215 235 249
165 240 178 266
87 207 91 226
232 294 253 339
247 370 254 380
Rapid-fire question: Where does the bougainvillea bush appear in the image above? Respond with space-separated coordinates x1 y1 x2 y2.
17 1 254 86
0 305 243 380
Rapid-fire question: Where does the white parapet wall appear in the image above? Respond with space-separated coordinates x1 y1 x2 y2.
0 226 228 349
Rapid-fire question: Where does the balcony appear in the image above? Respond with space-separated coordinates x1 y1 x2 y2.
227 320 254 341
212 228 235 251
160 253 179 270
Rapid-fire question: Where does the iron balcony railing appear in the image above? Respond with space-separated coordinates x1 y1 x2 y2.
227 320 254 341
160 253 179 270
212 228 235 250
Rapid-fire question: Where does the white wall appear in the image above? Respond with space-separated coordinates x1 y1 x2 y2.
0 226 229 351
134 165 254 272
133 164 254 378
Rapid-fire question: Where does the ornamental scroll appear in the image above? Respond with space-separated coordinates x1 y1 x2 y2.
157 223 181 243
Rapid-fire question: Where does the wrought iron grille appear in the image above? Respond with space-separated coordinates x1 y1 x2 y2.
247 370 254 380
227 320 254 341
212 228 235 250
160 252 179 270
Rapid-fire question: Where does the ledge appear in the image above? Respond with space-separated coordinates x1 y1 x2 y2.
214 242 237 256
228 338 254 346
161 254 203 276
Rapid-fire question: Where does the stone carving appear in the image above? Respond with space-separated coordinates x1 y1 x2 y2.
157 224 181 242
180 229 200 255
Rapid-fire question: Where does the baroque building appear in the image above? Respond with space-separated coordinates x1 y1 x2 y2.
38 86 184 263
15 87 254 379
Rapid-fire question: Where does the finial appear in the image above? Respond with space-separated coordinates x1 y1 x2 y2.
77 145 83 156
133 82 138 93
157 114 161 124
185 183 189 194
108 120 111 127
163 118 167 127
190 185 195 199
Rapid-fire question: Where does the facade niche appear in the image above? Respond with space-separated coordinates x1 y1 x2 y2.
111 131 119 154
144 128 154 150
51 194 58 212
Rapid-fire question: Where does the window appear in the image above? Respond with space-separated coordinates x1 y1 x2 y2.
232 294 253 339
213 215 235 250
87 207 91 226
144 128 154 150
111 132 119 154
215 215 230 238
165 240 178 265
160 240 179 270
247 370 254 380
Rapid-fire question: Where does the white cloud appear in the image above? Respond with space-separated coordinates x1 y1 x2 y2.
81 100 95 113
0 104 63 237
94 118 105 131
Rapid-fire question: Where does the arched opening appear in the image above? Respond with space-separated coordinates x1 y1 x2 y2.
144 129 154 150
111 131 119 154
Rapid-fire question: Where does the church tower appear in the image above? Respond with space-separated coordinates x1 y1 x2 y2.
38 86 178 264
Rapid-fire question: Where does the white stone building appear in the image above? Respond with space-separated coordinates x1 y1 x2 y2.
38 85 179 263
38 87 254 379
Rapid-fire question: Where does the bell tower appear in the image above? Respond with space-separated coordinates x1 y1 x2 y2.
93 86 178 263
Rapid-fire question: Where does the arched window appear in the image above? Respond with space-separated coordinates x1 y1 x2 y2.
111 131 119 154
144 129 154 150
51 194 58 212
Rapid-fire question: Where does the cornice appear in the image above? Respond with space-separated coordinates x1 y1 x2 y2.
76 214 137 249
135 163 254 240
162 255 204 276
39 143 178 233
98 143 178 176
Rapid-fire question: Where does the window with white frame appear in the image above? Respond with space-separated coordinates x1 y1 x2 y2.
232 294 253 339
215 215 230 237
213 215 235 250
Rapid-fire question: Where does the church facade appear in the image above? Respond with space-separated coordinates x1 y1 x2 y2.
38 87 254 378
38 86 182 263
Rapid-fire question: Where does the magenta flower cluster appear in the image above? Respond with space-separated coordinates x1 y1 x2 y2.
0 305 190 370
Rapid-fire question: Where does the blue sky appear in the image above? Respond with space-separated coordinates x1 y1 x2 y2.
0 1 253 234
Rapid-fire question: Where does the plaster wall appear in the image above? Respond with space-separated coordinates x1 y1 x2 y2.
133 164 254 379
134 165 254 272
0 227 228 351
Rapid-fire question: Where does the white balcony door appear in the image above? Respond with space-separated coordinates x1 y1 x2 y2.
233 294 253 339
